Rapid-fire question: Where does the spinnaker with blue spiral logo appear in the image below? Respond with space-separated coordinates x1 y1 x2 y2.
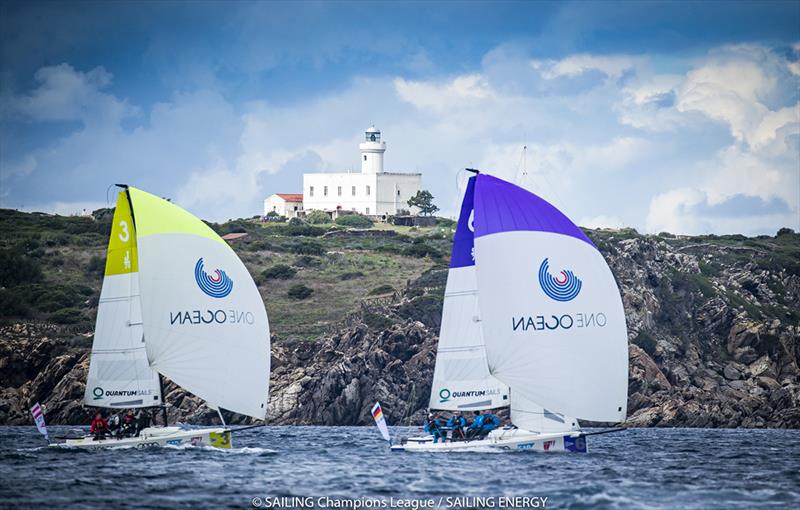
392 172 627 453
69 186 271 450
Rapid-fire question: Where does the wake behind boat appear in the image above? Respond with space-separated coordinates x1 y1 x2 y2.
389 172 628 453
50 186 271 450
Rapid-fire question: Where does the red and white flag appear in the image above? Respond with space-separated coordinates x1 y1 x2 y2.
30 402 49 441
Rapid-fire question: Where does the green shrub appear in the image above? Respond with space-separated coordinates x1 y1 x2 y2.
363 309 393 330
290 240 324 256
0 248 43 287
261 264 297 280
50 307 85 324
288 217 304 226
305 210 331 224
0 289 32 318
335 214 374 228
368 284 395 296
402 240 441 259
633 330 657 357
86 255 105 276
287 284 313 300
294 255 322 267
339 271 365 281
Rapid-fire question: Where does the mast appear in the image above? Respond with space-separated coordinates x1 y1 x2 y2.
125 183 169 426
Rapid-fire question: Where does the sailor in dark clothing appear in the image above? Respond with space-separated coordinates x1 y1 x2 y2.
107 413 121 437
446 411 467 440
423 413 444 444
134 409 151 437
90 412 109 441
120 409 137 437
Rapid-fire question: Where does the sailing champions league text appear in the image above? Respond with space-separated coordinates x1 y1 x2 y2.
251 497 549 509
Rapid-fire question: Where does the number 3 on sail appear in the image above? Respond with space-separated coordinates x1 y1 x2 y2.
52 185 271 450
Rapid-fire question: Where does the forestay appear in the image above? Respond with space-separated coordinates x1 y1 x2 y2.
84 191 162 409
429 176 509 411
472 175 628 423
128 188 271 420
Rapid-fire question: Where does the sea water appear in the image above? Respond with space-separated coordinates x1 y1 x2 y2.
1 426 798 509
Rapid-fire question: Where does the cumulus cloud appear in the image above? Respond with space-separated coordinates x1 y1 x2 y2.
3 43 798 235
9 63 138 125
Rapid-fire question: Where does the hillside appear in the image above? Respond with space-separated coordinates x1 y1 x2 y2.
0 208 798 428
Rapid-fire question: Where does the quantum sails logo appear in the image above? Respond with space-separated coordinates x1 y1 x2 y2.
439 388 502 403
92 386 154 400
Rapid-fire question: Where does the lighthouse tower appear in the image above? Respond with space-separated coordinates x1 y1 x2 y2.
359 125 386 174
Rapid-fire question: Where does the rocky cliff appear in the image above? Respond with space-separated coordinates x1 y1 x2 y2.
1 210 798 428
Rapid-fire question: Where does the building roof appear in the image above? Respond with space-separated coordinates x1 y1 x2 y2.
221 232 249 241
275 193 304 202
366 125 380 133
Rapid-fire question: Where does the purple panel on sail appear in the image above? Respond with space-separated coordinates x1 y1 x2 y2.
450 176 476 268
473 174 595 248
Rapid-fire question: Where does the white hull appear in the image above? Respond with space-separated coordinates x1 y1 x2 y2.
390 428 588 453
51 426 232 450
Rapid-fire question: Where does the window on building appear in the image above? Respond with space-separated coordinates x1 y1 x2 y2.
364 155 367 161
366 207 370 215
337 186 342 196
366 185 371 196
397 189 401 196
324 186 328 196
309 186 314 197
351 186 356 196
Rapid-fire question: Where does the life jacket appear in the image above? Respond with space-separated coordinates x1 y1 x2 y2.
482 414 500 431
91 418 108 433
469 415 485 429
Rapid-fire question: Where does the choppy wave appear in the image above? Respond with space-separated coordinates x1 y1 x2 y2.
1 426 798 509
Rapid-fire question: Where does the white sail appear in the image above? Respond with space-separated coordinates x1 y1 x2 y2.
472 175 628 423
84 191 162 409
510 391 579 434
429 177 509 411
127 188 270 420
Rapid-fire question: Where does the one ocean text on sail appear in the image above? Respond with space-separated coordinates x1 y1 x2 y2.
169 309 256 326
511 312 608 332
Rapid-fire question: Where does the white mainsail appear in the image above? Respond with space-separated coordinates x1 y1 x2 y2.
127 188 270 420
84 191 162 409
429 177 509 411
472 174 628 423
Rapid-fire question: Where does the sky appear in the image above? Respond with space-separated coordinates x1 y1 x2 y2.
1 0 798 235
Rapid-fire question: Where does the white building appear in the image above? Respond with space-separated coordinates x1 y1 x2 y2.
302 126 422 217
263 193 304 218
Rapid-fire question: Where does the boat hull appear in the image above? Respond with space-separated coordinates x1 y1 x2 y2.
51 426 232 450
390 428 588 453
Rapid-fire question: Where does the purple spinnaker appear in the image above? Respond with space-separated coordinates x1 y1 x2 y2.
449 176 477 268
472 174 595 248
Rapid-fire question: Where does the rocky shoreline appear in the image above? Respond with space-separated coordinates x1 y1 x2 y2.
1 231 798 429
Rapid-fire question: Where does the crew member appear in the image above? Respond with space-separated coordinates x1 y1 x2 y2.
120 409 137 437
467 410 485 439
423 413 444 444
107 413 121 438
446 411 467 440
135 409 151 437
90 412 109 441
479 412 502 438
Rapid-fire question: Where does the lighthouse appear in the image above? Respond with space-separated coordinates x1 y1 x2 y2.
296 125 422 217
360 125 386 174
